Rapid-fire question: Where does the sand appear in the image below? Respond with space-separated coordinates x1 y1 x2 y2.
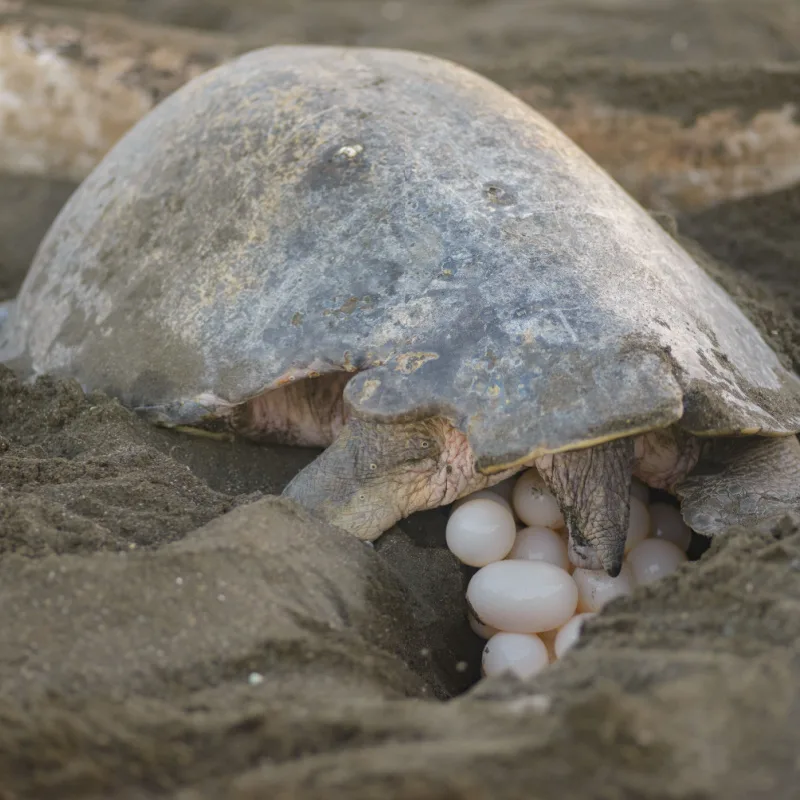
2 1 800 798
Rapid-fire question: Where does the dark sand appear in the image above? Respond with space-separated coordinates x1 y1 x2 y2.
2 2 800 798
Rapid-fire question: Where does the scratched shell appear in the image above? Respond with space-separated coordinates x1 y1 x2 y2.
3 45 800 469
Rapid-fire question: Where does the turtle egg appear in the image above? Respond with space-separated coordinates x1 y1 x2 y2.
467 560 578 633
554 612 596 659
573 562 635 612
624 495 651 553
507 526 570 571
451 489 512 514
482 632 549 679
512 469 565 529
627 538 687 586
446 499 516 567
468 610 500 640
649 502 692 551
630 478 650 504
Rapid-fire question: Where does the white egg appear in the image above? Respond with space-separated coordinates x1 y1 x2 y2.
484 476 517 505
573 562 635 612
482 632 549 679
446 498 517 567
625 495 651 553
451 489 512 514
627 538 687 586
468 610 500 640
554 612 596 659
512 469 564 529
649 502 692 551
466 560 578 633
507 526 570 571
630 478 650 505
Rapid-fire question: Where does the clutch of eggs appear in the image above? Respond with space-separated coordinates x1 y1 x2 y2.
446 469 692 680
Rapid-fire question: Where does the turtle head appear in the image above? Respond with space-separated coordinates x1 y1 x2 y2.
282 416 495 539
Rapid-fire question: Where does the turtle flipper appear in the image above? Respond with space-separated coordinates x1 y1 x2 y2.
676 436 800 536
535 437 635 577
134 399 236 440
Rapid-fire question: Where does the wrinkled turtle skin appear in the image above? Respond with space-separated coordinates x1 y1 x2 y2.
2 46 799 574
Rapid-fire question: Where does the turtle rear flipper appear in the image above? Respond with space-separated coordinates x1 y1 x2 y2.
677 436 800 536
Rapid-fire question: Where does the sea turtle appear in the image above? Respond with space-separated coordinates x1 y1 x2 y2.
2 46 799 575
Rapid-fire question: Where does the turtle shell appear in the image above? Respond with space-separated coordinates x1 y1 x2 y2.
4 46 800 471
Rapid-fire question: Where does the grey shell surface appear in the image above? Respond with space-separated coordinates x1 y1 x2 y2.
5 46 800 471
